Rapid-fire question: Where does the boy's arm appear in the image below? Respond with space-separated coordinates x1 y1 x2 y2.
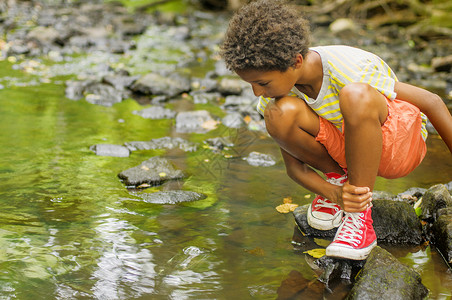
394 81 452 153
280 148 371 212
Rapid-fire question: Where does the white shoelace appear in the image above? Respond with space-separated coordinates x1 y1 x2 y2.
314 198 340 211
335 212 364 247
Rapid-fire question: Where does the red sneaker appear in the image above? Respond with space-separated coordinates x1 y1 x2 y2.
326 207 377 260
307 172 347 230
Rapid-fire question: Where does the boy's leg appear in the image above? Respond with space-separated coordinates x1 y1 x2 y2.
326 83 388 260
264 96 347 230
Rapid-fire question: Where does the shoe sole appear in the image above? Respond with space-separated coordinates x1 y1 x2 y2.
326 240 377 260
307 204 337 231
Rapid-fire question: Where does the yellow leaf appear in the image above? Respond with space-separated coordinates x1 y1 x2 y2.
276 203 298 213
304 194 311 199
137 183 151 189
201 119 219 130
303 248 326 259
159 172 167 177
141 166 150 171
283 196 293 204
243 115 252 124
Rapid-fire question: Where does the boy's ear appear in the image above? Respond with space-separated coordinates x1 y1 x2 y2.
294 53 304 69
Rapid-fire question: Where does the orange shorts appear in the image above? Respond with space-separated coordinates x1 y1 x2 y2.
315 99 427 179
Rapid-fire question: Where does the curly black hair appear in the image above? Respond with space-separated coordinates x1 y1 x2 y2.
220 0 311 72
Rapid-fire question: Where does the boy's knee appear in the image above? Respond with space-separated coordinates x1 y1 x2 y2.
339 83 386 124
264 96 304 139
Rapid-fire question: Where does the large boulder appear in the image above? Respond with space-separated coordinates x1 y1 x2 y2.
432 208 452 266
346 247 428 299
419 184 452 222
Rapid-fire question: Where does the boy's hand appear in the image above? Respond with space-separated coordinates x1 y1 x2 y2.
340 181 372 212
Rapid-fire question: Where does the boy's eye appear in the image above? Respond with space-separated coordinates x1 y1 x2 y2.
259 82 269 87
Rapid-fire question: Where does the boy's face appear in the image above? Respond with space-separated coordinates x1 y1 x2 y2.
236 67 298 100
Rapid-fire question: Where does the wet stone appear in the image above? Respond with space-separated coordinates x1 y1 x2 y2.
65 80 91 100
419 184 452 222
217 78 247 95
102 73 140 91
347 246 428 299
175 110 215 133
243 151 276 167
124 137 197 152
432 208 452 266
132 106 176 119
118 156 185 187
293 200 423 244
222 112 245 128
90 144 130 157
130 72 191 99
130 190 206 204
84 82 123 107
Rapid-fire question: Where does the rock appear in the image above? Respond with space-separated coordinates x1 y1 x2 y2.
190 91 221 104
65 80 91 100
175 110 216 133
276 270 326 300
217 78 247 95
132 106 176 119
222 112 245 128
118 157 185 187
90 144 130 157
84 82 123 107
293 200 423 244
130 72 191 99
372 200 423 244
243 151 276 167
102 73 139 91
26 26 61 46
419 184 452 222
329 18 359 34
432 209 452 266
204 137 234 153
130 190 206 204
346 246 428 299
222 95 255 112
124 137 197 152
431 55 452 72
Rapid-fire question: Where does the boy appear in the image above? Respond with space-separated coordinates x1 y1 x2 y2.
220 0 452 260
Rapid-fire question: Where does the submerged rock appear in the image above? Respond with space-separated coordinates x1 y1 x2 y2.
293 200 423 244
132 106 176 119
90 144 130 157
118 156 185 187
131 190 206 204
243 151 276 167
124 137 197 152
84 82 123 107
130 72 191 99
347 246 428 299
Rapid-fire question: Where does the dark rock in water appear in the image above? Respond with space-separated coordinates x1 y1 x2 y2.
372 200 423 244
130 72 191 99
222 112 245 128
65 80 91 100
315 255 365 287
431 55 452 72
102 73 139 91
90 144 130 157
131 190 206 204
26 26 61 46
175 110 216 133
132 106 176 119
84 82 123 107
222 95 254 112
124 137 197 152
432 209 452 266
118 157 185 187
243 151 276 167
293 200 423 244
347 246 428 299
419 184 452 222
276 270 327 300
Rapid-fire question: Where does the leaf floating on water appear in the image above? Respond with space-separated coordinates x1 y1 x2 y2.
303 248 326 259
243 115 252 124
276 203 299 213
159 172 167 177
245 247 265 256
137 183 151 189
283 196 293 204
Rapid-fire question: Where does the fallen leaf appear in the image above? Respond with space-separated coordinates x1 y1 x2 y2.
243 115 252 124
283 196 293 204
159 172 166 177
137 183 151 189
276 203 299 213
141 165 150 171
201 119 219 130
304 194 312 199
303 248 326 259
